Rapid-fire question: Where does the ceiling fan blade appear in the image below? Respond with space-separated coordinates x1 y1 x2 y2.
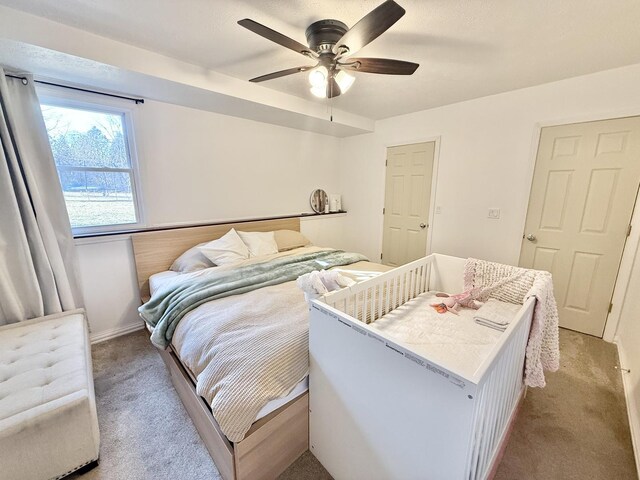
341 58 419 75
249 66 314 83
238 19 314 57
332 0 406 55
327 77 342 98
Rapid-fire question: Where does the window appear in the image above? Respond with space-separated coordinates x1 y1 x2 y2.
39 96 143 235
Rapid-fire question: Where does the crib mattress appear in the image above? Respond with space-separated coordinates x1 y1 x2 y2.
368 292 522 379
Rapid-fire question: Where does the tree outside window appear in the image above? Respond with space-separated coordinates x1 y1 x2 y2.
40 102 143 234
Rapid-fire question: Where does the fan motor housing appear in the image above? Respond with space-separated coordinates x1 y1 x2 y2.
305 19 348 52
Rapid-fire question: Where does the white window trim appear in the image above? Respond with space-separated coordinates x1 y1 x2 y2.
37 85 146 236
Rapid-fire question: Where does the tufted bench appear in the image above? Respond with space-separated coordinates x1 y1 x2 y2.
0 309 100 480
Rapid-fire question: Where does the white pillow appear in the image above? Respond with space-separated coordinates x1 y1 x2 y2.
198 229 250 265
237 230 279 257
170 242 215 273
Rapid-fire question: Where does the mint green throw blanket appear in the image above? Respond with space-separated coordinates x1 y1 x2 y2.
140 250 367 348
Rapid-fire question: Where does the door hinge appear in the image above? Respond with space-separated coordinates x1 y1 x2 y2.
385 159 388 167
608 302 613 313
628 224 632 237
383 207 386 214
380 253 383 260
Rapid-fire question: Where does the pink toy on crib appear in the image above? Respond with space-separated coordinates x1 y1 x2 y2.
430 289 482 315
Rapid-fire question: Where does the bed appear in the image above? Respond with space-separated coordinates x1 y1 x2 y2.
309 253 538 480
131 217 387 480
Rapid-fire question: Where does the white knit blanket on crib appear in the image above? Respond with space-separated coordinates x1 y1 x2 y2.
464 258 560 388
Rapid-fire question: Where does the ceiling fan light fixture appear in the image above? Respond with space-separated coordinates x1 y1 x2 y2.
334 70 355 94
308 66 328 88
240 1 419 99
310 84 327 98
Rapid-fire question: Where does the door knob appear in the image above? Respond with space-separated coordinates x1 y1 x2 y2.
420 223 427 229
526 233 536 242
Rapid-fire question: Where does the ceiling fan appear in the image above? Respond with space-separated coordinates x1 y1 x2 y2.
238 0 419 99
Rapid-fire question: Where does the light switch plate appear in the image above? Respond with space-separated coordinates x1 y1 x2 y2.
488 208 501 219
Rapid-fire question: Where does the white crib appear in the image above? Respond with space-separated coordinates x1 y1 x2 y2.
309 253 535 480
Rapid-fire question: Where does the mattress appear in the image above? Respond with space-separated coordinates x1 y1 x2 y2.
369 292 522 379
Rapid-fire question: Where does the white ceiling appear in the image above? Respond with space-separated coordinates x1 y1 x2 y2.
2 0 640 120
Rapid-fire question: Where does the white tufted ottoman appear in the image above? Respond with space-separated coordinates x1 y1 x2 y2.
0 309 100 480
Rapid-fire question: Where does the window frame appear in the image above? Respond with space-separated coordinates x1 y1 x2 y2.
37 87 146 236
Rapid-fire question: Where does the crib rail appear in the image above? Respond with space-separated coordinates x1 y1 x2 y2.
323 255 434 324
465 298 535 480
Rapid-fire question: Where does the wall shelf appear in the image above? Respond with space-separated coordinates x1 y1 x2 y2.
300 211 347 221
74 211 348 239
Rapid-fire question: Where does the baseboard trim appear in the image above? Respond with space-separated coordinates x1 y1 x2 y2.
615 339 640 478
90 322 145 344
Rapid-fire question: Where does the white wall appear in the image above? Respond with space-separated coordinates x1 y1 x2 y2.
76 237 142 342
339 63 640 264
76 99 345 341
135 100 342 224
616 227 640 475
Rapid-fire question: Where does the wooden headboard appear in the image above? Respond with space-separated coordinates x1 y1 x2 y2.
131 217 300 301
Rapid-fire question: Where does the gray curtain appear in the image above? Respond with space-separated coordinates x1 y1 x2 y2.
0 68 83 325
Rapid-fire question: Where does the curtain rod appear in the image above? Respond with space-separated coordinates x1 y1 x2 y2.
4 73 144 104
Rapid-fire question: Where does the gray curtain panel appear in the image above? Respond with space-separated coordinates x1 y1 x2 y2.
0 68 83 325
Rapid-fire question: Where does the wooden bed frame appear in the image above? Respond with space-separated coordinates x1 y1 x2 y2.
131 218 308 480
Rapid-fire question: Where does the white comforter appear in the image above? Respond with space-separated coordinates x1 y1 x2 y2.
160 247 387 442
173 280 308 442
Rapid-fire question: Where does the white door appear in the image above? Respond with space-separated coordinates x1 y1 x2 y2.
520 117 640 337
382 142 435 267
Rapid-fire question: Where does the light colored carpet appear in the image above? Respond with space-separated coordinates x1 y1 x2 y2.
494 328 637 480
70 330 219 480
74 328 637 480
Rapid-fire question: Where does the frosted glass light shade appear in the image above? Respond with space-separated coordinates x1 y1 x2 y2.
335 70 355 93
308 66 328 88
308 68 356 98
310 85 327 98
